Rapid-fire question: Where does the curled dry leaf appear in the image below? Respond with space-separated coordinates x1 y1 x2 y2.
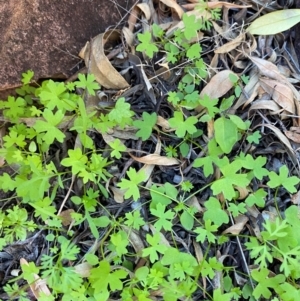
159 0 184 19
136 3 152 20
186 195 203 213
234 271 248 286
241 83 260 109
248 217 262 240
222 215 249 235
192 239 207 294
250 57 300 106
110 186 125 204
246 205 260 218
156 115 171 131
207 119 214 139
122 27 134 47
20 258 52 299
260 78 295 114
127 2 153 31
79 30 129 89
235 186 249 200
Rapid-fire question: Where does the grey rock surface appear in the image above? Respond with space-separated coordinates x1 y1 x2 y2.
0 0 136 97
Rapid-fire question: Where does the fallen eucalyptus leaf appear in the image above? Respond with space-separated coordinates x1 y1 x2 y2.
247 9 300 35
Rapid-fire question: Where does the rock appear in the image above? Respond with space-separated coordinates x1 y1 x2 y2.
0 0 136 98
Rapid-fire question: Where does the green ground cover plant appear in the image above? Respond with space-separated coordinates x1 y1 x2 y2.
1 2 300 301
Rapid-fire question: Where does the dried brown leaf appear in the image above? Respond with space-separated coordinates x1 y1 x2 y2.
122 27 134 46
196 70 236 112
155 62 171 80
139 139 162 182
74 262 92 278
233 71 260 111
260 78 295 114
20 258 52 299
79 30 129 89
214 33 245 54
156 115 171 131
159 0 184 18
222 215 248 235
246 205 260 218
58 209 75 226
249 56 285 82
183 1 251 9
263 123 294 153
136 3 151 20
186 196 203 213
236 186 249 200
291 190 300 205
285 127 300 143
122 226 145 253
129 153 179 165
128 54 156 105
110 186 125 203
249 100 282 114
192 239 207 295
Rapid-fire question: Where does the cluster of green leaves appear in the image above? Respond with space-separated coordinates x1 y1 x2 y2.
245 205 300 299
1 4 300 301
136 8 222 114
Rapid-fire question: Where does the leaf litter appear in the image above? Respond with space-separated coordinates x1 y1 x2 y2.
1 0 300 299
